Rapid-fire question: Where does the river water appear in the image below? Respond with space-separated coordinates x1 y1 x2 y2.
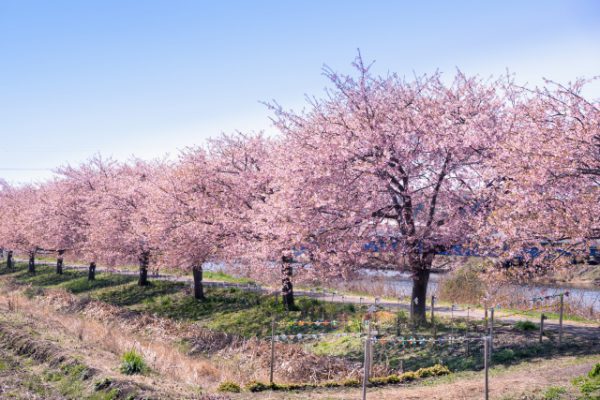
358 269 600 314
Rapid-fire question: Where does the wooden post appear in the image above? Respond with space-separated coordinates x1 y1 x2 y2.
539 314 546 344
270 317 275 385
430 295 435 325
451 304 455 340
558 294 564 347
484 336 490 400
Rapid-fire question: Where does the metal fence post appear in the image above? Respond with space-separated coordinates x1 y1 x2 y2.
489 308 494 362
558 294 564 347
484 336 490 400
270 317 275 384
362 321 372 400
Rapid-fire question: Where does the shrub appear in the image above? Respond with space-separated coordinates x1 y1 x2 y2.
245 381 270 392
399 371 419 381
217 381 241 393
368 374 403 386
119 349 147 375
514 320 538 331
385 374 401 384
492 349 516 364
415 364 451 378
321 381 340 388
340 378 360 387
284 383 315 390
438 267 485 304
368 376 389 386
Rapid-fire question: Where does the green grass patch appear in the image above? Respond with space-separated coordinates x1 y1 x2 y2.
9 264 136 296
306 335 363 358
93 280 186 307
501 308 593 324
204 270 255 284
514 320 538 331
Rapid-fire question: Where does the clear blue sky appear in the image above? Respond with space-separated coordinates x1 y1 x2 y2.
1 0 599 184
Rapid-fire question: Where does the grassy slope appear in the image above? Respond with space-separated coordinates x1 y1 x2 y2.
3 262 598 376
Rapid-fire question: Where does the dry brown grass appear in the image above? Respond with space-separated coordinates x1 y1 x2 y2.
0 286 359 390
0 289 221 390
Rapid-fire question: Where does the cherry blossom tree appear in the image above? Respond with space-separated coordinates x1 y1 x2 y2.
267 56 511 323
90 158 164 286
152 148 219 299
485 79 600 274
52 156 117 280
0 182 47 273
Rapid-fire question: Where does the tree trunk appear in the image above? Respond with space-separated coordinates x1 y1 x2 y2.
7 250 13 270
28 251 35 274
410 268 430 325
281 255 295 310
192 264 205 300
409 252 434 325
138 251 149 286
56 250 64 274
88 262 96 281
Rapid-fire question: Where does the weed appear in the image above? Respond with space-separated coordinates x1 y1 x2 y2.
543 386 567 399
514 320 538 331
572 363 600 399
119 349 147 375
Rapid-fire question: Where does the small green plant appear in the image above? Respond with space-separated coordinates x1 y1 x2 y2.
217 381 241 393
514 320 538 331
543 386 567 400
493 348 516 364
572 363 600 399
119 349 147 375
589 363 600 379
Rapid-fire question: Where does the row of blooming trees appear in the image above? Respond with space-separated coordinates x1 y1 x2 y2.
0 56 597 322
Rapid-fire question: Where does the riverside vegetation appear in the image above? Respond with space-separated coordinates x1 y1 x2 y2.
1 260 599 398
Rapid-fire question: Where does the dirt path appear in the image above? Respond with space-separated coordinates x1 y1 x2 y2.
241 355 600 399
